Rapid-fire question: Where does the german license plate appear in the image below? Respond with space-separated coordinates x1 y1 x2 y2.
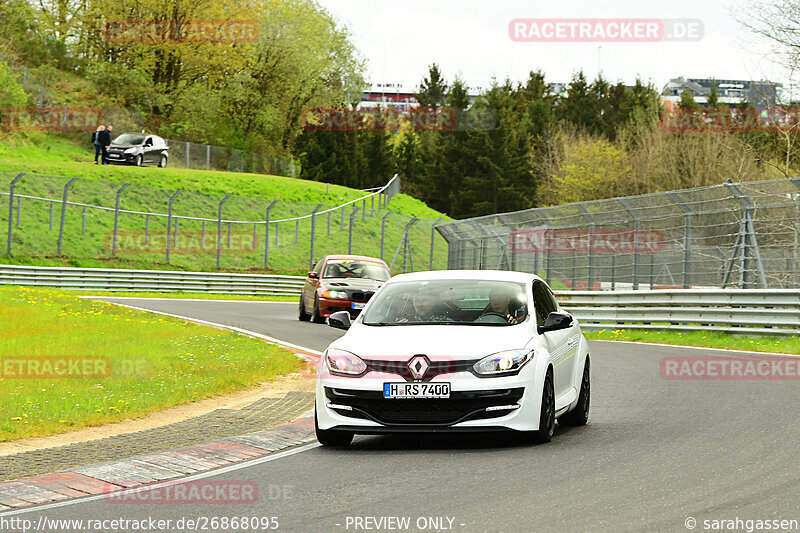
351 302 365 310
383 382 450 399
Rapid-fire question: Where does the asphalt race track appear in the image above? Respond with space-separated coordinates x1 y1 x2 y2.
9 299 800 532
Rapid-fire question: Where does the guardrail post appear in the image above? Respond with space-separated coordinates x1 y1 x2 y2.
216 194 231 270
309 204 322 269
668 191 693 289
165 191 182 263
6 173 24 256
380 210 393 260
348 207 361 254
430 218 444 270
57 177 79 255
619 198 641 290
111 183 130 256
264 199 278 269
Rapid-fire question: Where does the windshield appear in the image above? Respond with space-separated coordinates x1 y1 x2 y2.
112 134 145 145
323 259 390 281
362 280 528 326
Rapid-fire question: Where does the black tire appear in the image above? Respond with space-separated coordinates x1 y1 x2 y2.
298 293 311 321
135 155 143 167
311 294 324 323
559 357 590 427
159 155 167 168
528 370 555 443
315 410 353 447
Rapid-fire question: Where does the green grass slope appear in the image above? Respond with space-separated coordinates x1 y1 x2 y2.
0 134 450 275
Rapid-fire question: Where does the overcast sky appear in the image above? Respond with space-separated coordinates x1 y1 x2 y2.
316 0 790 94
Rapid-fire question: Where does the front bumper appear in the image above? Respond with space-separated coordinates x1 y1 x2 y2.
105 151 137 164
316 368 543 433
319 297 366 319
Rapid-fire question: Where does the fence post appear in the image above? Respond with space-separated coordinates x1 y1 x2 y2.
668 191 693 289
310 204 323 269
165 191 182 263
340 206 345 230
39 87 43 108
402 218 419 273
619 198 641 290
216 194 231 270
201 221 206 248
22 66 26 90
723 180 767 289
576 205 596 291
380 210 393 260
145 215 149 244
62 106 67 134
49 203 53 231
111 183 130 256
532 210 552 285
185 142 190 169
362 199 366 221
206 145 210 170
82 207 86 234
371 195 375 216
429 218 444 270
6 173 24 256
295 219 299 244
349 207 361 254
264 199 278 269
56 177 79 255
327 211 332 236
16 198 20 228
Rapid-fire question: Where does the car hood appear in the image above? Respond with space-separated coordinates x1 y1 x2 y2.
333 322 532 360
109 143 138 149
322 278 384 290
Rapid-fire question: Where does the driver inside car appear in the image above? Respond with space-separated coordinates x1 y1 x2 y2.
395 291 450 323
479 288 525 324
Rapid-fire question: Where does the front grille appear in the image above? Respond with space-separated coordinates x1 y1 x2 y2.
325 387 524 426
349 291 374 303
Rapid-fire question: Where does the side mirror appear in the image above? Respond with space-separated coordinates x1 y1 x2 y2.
308 271 319 279
328 311 351 330
538 312 573 334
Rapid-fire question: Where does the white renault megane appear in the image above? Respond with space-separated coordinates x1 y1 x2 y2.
315 270 590 446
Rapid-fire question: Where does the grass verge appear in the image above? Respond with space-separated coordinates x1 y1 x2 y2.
585 328 800 355
0 286 303 441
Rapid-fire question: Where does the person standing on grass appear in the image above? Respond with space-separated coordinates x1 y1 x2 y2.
92 125 105 164
98 124 112 165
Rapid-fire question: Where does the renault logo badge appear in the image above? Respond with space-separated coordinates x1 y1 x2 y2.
408 355 430 380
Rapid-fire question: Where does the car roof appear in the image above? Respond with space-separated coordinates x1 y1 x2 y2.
387 270 541 284
322 255 388 264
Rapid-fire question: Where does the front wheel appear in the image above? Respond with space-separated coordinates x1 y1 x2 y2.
134 155 143 167
527 370 555 443
315 410 353 447
158 155 168 168
559 357 590 427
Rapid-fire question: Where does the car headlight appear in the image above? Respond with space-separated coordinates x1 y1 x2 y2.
322 290 348 299
473 350 533 375
123 147 137 154
325 349 367 376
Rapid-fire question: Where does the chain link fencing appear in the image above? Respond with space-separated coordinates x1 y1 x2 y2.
437 178 800 290
0 173 448 275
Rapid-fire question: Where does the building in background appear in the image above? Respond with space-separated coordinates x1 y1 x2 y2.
661 77 783 109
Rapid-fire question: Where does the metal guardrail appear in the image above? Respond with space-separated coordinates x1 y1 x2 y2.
0 265 305 296
556 289 800 336
2 266 797 335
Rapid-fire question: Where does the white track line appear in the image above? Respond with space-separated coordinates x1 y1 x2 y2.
590 339 800 358
0 442 321 515
97 301 323 356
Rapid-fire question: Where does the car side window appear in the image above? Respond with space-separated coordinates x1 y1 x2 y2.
144 137 153 146
532 282 557 327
